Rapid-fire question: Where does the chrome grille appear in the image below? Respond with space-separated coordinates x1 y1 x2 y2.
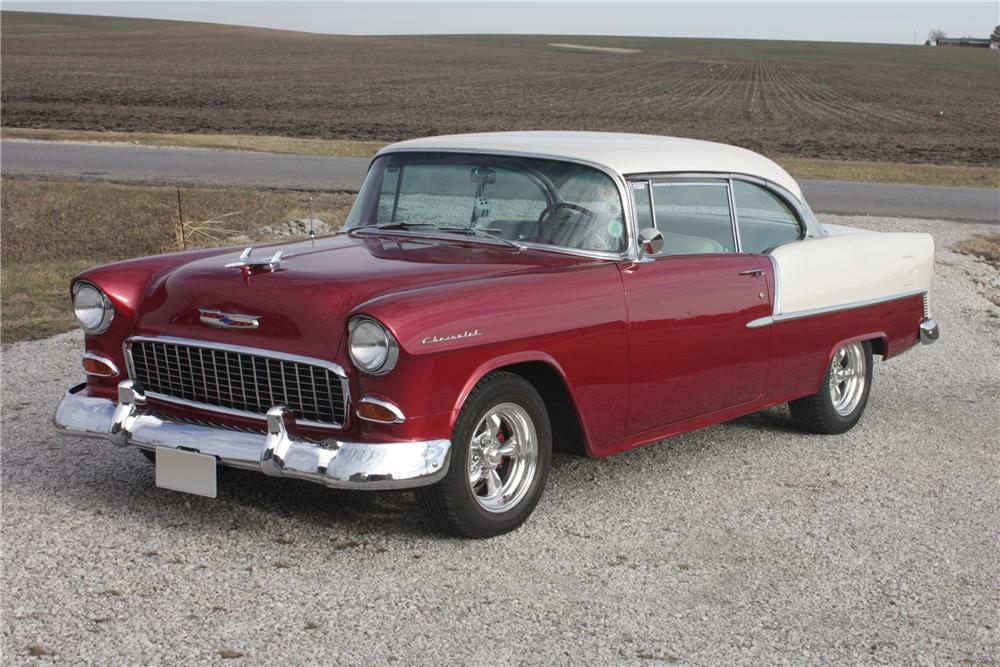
128 338 347 427
922 292 931 319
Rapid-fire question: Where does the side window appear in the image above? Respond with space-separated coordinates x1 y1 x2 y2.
650 183 735 254
732 180 802 253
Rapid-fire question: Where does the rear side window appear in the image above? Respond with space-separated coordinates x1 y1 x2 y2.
732 181 802 253
650 183 735 254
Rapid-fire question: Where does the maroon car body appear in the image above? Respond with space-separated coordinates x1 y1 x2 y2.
54 132 939 537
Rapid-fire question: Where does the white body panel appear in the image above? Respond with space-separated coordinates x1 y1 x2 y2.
380 131 803 201
770 232 934 316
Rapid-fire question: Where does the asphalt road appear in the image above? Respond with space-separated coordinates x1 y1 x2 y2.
3 140 998 224
2 215 999 665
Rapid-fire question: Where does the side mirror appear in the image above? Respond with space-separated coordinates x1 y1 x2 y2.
638 227 664 258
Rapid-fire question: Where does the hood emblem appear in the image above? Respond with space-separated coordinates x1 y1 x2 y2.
199 309 261 330
225 247 284 272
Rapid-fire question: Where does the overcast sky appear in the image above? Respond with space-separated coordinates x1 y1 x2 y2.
4 1 998 44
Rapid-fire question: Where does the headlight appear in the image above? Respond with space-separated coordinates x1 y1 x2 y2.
72 282 114 335
348 316 399 375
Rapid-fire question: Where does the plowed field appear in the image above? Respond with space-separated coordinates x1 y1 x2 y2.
2 12 998 166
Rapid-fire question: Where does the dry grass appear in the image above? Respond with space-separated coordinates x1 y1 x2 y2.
776 157 1000 189
3 128 997 189
1 178 354 343
954 234 1000 269
0 128 385 157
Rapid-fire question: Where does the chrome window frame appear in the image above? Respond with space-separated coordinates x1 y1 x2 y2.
624 172 816 255
123 335 351 430
637 177 737 256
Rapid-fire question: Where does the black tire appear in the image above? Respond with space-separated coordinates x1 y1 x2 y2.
419 371 552 538
789 340 874 434
140 449 156 464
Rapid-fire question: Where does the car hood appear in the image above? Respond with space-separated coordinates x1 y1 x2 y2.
130 232 595 358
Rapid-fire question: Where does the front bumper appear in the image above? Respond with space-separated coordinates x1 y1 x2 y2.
54 380 451 490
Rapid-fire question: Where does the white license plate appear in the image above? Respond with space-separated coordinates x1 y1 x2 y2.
155 447 217 498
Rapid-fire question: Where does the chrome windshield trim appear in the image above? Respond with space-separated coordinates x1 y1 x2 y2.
367 147 638 260
747 290 927 328
123 335 350 430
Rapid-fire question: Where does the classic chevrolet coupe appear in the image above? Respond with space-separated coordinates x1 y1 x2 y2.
55 132 939 537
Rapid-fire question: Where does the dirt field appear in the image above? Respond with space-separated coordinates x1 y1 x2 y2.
2 11 997 167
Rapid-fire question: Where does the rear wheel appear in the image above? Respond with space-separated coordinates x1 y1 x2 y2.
419 371 551 538
789 340 873 434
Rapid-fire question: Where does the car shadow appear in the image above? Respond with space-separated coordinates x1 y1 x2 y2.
23 404 803 539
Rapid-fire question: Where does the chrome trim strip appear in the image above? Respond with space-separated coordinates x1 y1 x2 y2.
726 178 743 253
53 382 449 491
357 396 406 424
82 351 120 377
140 390 345 431
767 254 782 316
746 290 928 328
124 335 351 430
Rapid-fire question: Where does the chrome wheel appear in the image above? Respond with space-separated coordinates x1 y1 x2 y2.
829 342 866 416
467 403 538 513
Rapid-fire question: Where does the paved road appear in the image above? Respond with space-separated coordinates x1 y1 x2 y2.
3 140 998 224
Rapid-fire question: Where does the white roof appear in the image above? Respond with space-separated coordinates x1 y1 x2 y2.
378 131 802 200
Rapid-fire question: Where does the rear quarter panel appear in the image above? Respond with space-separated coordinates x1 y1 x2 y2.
770 232 934 315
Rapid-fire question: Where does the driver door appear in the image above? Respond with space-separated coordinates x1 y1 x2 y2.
622 180 772 436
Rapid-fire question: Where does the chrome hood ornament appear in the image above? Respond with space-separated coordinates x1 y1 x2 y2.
199 309 261 330
225 247 284 272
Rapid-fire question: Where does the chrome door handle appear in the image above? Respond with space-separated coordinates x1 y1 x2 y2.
739 268 764 277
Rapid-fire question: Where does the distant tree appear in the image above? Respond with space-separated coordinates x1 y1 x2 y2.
928 29 947 42
991 25 1000 46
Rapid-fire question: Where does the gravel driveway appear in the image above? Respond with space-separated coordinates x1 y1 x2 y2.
3 215 998 666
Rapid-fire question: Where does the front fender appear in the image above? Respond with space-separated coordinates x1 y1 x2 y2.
352 263 629 456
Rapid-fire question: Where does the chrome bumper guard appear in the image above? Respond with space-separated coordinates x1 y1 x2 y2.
54 380 451 490
919 318 940 345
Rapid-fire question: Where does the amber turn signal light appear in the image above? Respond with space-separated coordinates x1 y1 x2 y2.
82 352 119 377
356 397 404 424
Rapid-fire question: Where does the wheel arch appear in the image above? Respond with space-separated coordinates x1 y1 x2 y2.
451 352 591 457
811 332 884 394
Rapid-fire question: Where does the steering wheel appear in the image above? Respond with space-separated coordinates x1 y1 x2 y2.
537 203 608 250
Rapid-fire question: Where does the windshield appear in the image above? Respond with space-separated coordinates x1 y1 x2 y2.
344 153 627 253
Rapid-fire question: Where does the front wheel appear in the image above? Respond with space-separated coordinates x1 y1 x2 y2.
789 340 873 434
419 371 551 538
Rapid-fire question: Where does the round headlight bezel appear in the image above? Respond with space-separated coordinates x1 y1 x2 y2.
348 316 399 375
72 281 115 335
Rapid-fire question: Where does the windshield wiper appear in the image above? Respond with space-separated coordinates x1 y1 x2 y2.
355 222 524 249
434 226 526 250
374 221 438 230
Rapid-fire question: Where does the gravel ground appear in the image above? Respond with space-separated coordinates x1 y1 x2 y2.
2 214 998 666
